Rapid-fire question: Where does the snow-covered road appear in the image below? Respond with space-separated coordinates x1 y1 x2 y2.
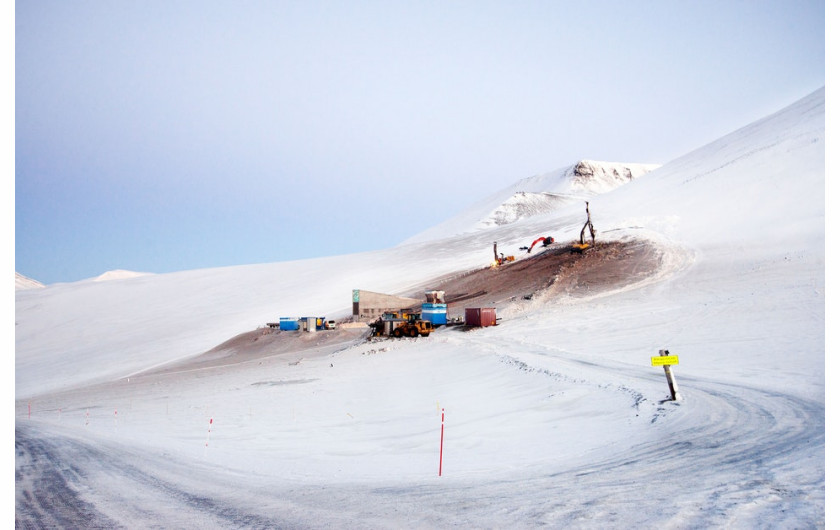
16 347 824 529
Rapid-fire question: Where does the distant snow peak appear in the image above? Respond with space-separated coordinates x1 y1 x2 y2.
402 159 661 243
93 270 151 282
478 160 660 228
569 159 659 194
479 191 575 228
15 272 45 291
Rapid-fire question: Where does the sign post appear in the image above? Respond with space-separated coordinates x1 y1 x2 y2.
652 349 682 401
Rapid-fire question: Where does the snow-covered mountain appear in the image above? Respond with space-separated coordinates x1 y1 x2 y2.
15 88 824 528
92 269 152 282
404 159 659 243
15 269 152 289
15 272 44 291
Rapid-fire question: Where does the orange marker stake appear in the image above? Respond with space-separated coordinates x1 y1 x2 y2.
438 408 445 477
205 418 214 453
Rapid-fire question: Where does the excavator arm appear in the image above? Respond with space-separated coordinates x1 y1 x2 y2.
527 236 554 253
527 237 546 253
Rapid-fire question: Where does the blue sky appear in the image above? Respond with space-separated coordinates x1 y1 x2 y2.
14 1 825 285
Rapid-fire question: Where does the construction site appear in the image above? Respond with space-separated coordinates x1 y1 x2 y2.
150 231 664 375
352 202 661 340
187 200 666 363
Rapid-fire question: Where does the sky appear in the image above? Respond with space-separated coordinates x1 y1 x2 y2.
14 87 825 526
13 0 825 285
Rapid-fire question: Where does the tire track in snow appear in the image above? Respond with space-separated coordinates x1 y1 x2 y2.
15 422 295 529
431 330 823 527
15 364 823 528
15 427 118 529
547 380 825 527
368 373 824 528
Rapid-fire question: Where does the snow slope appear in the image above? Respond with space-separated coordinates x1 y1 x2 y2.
15 88 825 528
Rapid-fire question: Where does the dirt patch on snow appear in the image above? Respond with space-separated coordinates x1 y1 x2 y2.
405 239 664 315
156 325 371 373
153 238 665 374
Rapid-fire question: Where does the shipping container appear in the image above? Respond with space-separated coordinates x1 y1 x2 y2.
421 303 448 326
278 318 299 331
465 307 496 327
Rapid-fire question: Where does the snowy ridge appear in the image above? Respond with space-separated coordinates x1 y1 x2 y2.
405 159 659 242
15 272 45 291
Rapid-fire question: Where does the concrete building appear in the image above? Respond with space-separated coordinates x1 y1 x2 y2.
352 289 423 322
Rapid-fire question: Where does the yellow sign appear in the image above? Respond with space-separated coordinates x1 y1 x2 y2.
651 355 679 366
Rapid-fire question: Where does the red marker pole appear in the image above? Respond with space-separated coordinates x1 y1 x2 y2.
438 408 445 476
205 418 214 454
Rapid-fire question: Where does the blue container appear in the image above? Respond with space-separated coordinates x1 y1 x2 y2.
421 303 448 325
278 318 299 331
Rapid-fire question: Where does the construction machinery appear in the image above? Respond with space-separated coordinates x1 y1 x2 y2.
392 318 433 338
493 242 516 266
573 201 596 253
526 236 555 253
369 312 434 338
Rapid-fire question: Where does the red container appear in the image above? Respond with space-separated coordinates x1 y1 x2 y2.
465 307 496 327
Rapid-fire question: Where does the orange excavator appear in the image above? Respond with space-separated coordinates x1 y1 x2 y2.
526 236 554 253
